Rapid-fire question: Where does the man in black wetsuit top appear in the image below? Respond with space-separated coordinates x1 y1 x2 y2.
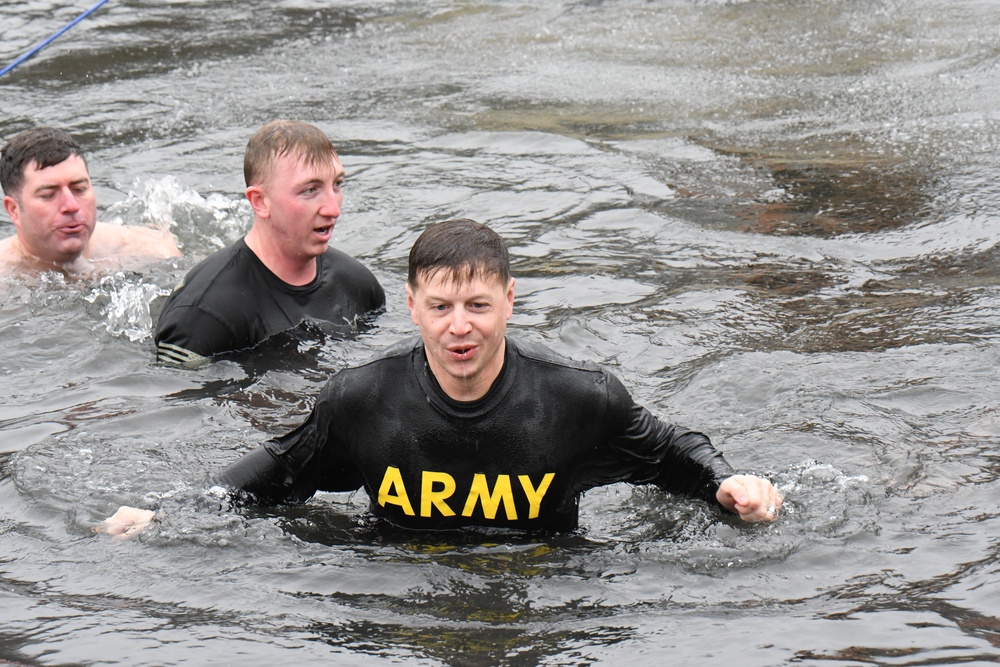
154 120 385 367
103 219 783 537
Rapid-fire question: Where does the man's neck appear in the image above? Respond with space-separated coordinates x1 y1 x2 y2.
244 226 318 286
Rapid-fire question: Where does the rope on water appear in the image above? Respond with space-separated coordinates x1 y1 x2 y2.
0 0 111 79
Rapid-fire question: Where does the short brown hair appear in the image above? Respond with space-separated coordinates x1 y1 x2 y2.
243 119 339 187
408 219 511 289
1 127 86 197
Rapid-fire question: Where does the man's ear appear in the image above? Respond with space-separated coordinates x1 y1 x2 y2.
245 185 269 219
3 195 20 227
505 277 515 320
406 283 419 325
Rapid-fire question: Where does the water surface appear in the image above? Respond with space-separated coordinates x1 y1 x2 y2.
1 1 999 665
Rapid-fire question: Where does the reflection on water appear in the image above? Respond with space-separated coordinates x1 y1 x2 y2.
2 0 1000 665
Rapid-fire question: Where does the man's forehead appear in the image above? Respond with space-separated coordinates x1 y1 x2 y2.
415 266 508 292
277 149 343 175
27 153 84 172
24 155 90 185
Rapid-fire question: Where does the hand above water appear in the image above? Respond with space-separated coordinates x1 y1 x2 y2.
95 505 157 539
716 474 784 522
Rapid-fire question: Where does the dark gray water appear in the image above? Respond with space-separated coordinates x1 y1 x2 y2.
1 1 999 665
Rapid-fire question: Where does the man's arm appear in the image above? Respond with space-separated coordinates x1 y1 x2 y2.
155 304 238 366
600 371 784 522
643 425 784 522
97 380 362 538
212 446 297 502
95 445 302 539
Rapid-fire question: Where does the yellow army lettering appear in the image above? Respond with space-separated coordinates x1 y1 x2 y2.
376 466 555 521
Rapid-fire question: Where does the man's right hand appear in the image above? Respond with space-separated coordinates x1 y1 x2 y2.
95 506 156 539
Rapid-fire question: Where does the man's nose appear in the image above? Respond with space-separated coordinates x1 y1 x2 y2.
449 308 472 335
60 187 81 213
319 186 341 218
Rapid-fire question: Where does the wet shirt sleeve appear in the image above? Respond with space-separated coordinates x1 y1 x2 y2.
573 370 735 505
207 375 366 505
155 303 238 366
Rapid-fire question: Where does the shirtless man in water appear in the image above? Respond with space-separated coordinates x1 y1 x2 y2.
0 126 179 275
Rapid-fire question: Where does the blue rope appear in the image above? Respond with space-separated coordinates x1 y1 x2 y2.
0 0 111 79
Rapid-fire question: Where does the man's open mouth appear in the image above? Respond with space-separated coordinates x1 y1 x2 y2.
449 345 476 360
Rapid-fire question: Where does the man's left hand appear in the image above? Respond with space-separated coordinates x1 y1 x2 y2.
717 474 783 522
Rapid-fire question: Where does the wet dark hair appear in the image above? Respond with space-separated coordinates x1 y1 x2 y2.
243 119 339 187
408 218 511 289
0 127 86 197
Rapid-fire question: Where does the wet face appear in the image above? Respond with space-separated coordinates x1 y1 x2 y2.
248 151 344 261
3 155 97 265
407 268 515 402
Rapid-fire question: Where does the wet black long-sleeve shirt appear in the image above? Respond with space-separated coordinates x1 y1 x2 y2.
218 336 735 532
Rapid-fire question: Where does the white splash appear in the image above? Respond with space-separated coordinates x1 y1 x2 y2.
84 273 171 342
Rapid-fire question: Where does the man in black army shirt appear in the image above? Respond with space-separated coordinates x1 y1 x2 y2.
103 219 782 536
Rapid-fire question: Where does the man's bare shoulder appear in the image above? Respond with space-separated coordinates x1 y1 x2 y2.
0 224 181 276
0 234 25 267
89 222 181 260
0 235 62 277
